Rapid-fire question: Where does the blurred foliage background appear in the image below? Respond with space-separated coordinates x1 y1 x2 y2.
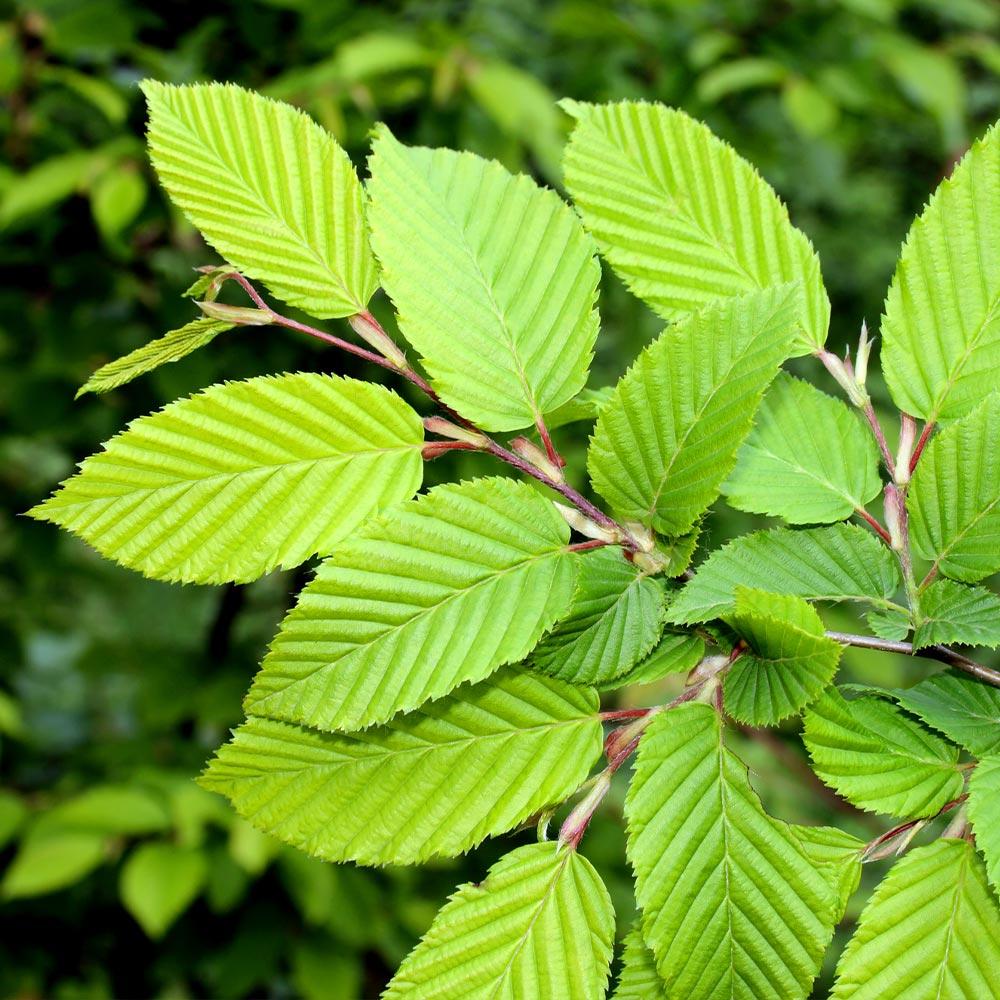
2 0 999 996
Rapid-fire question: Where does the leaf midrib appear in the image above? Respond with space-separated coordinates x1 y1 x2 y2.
231 713 595 778
255 544 572 703
155 93 357 304
39 445 420 511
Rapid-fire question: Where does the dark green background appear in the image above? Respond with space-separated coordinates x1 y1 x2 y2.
2 0 999 996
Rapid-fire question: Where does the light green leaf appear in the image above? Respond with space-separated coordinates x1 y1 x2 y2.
202 668 602 866
530 546 666 685
29 373 423 584
383 842 614 999
802 687 964 818
968 756 1000 894
1 831 107 898
880 672 1000 757
831 840 1000 999
561 100 829 351
722 374 881 524
789 824 863 921
611 924 665 1000
0 791 27 850
866 606 912 641
908 394 1000 583
912 579 1000 649
76 318 233 396
626 704 838 999
545 386 615 429
589 284 800 536
599 632 705 691
142 81 376 318
669 524 902 624
120 842 207 938
367 125 599 431
33 785 170 838
724 588 843 725
245 478 576 731
880 122 1000 423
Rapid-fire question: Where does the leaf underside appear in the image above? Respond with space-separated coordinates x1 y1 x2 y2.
669 523 902 624
831 840 1000 999
723 373 881 524
561 99 829 352
367 125 600 431
802 687 963 819
530 546 666 685
383 842 614 999
142 81 377 317
77 318 234 396
908 393 1000 583
29 373 423 584
588 284 800 536
202 668 603 866
724 588 842 725
626 704 838 1000
880 121 1000 423
245 477 577 732
912 579 1000 649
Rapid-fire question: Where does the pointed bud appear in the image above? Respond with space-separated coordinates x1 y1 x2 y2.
348 312 409 369
883 484 905 551
895 414 916 487
422 416 488 447
687 653 730 686
184 265 230 301
818 349 869 409
511 436 564 482
552 502 618 543
855 320 872 388
196 300 272 326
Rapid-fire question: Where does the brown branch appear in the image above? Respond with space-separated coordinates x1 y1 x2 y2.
825 630 1000 688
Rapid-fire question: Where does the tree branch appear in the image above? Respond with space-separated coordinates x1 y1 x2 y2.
825 630 1000 687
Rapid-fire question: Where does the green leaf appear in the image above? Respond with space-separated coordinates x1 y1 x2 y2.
880 672 1000 757
589 284 800 536
724 588 843 725
599 632 705 691
33 785 171 838
831 840 1000 999
722 374 881 524
802 687 964 818
245 478 576 731
0 791 27 850
202 668 602 866
142 81 376 318
367 125 600 432
669 524 902 624
968 756 1000 894
120 842 207 938
866 606 912 641
561 100 829 352
908 394 1000 583
29 373 423 584
789 824 863 921
912 579 1000 649
530 546 666 685
626 704 838 999
880 122 1000 423
383 842 614 999
545 386 615 429
1 831 107 899
76 318 233 396
611 924 665 1000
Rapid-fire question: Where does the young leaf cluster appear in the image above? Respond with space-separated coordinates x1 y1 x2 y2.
31 82 1000 997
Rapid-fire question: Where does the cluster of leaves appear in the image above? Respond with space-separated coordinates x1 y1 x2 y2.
25 71 1000 999
4 2 1000 998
